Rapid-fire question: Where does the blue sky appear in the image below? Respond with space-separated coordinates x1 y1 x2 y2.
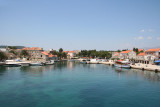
0 0 160 51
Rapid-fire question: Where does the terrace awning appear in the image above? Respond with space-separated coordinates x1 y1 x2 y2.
154 60 160 63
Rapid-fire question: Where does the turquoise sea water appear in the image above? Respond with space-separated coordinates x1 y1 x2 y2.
0 61 160 107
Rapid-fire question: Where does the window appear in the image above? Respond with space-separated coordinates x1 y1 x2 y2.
41 55 42 57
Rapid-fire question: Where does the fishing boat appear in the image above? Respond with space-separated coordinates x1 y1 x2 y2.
3 63 21 67
114 60 131 69
80 59 87 64
46 60 55 65
29 62 43 66
88 59 100 64
4 60 21 67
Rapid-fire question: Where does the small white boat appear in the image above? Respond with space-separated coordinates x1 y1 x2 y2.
114 60 131 69
80 60 87 64
30 62 43 66
4 63 21 67
88 59 100 64
46 60 54 65
3 60 21 67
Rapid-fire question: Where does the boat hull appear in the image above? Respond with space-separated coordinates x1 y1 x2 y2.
29 63 43 66
46 63 54 65
80 61 87 64
114 64 131 69
3 64 21 67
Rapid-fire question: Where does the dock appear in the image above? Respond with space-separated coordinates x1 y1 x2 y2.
130 63 160 72
0 62 5 66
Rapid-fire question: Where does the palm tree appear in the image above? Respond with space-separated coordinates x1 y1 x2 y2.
59 48 63 53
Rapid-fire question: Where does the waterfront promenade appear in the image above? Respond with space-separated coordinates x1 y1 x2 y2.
130 63 160 72
99 61 160 72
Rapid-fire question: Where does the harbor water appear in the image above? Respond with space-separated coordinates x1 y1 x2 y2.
0 61 160 107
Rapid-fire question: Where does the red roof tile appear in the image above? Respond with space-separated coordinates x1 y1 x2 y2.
146 48 160 52
68 51 74 53
138 49 144 52
115 53 119 56
23 47 43 50
49 54 53 58
41 51 49 55
64 51 68 53
138 53 145 56
120 50 131 54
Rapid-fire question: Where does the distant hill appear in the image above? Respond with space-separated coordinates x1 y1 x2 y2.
0 45 25 49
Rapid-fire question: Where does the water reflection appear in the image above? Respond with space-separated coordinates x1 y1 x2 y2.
114 67 160 82
1 62 160 82
141 70 160 81
0 66 8 76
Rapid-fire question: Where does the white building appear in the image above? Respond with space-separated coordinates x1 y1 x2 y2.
145 48 160 60
119 50 136 60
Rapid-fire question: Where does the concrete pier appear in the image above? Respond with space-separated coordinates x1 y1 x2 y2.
130 63 160 72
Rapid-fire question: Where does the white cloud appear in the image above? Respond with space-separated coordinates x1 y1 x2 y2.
134 36 144 40
140 29 145 32
147 36 152 40
137 36 144 40
157 37 160 40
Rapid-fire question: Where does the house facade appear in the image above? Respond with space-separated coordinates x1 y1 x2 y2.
145 48 160 61
64 50 80 59
23 47 44 61
111 52 119 59
136 52 156 64
119 50 136 60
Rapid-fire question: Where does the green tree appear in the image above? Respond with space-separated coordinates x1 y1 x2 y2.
117 49 121 52
57 52 62 60
20 50 29 58
9 50 17 56
62 52 67 59
8 46 17 49
51 50 58 55
0 51 7 61
77 50 112 59
122 49 128 51
59 48 63 53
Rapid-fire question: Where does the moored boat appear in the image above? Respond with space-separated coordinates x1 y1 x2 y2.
3 63 21 67
80 59 87 64
88 59 100 64
29 62 43 66
114 60 131 69
46 60 55 65
3 60 21 67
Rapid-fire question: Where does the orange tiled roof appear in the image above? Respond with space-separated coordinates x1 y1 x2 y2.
138 53 145 56
115 53 119 56
120 50 131 54
49 54 54 58
146 48 160 52
41 51 49 55
64 51 68 53
23 47 29 50
49 54 57 57
23 47 43 50
68 51 74 53
138 49 144 52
